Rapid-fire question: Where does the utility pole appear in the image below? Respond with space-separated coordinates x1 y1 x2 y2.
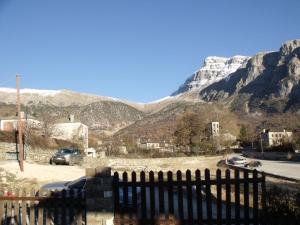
260 133 264 154
16 74 24 172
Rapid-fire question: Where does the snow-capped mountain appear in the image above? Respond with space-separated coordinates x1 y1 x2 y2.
199 39 300 112
0 88 61 96
172 55 250 96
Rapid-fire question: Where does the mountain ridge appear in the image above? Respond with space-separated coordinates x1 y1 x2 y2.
1 39 299 134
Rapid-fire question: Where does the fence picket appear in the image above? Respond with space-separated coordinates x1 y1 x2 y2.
167 171 174 217
195 169 203 223
122 172 129 221
176 170 184 221
253 170 259 225
29 189 35 225
15 188 20 225
140 171 147 220
149 171 156 220
61 189 67 225
261 173 266 225
234 170 240 225
113 172 120 222
37 190 43 225
244 170 250 225
225 169 231 225
158 171 165 221
186 170 193 225
6 188 13 224
205 169 212 224
216 169 222 225
131 171 138 220
21 189 27 225
69 189 75 225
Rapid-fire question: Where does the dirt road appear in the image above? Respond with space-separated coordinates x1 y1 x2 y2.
0 155 226 188
0 160 85 186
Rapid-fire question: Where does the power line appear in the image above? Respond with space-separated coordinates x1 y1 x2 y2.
0 76 16 86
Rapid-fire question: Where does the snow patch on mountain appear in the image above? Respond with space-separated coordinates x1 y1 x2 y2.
149 95 176 104
172 55 250 96
0 88 61 96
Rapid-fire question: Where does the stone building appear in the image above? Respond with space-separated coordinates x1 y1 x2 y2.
261 129 293 147
211 121 220 137
138 142 160 150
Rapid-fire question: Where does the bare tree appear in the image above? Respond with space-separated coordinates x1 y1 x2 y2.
35 110 59 138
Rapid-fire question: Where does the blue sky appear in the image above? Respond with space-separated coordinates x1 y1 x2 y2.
0 0 300 103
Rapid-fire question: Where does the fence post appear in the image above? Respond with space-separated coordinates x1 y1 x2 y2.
86 166 114 225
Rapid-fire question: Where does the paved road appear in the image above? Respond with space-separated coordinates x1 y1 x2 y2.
231 154 300 180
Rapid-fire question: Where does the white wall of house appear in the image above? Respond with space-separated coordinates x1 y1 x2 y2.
51 122 89 149
0 119 41 131
262 129 293 146
139 142 160 150
211 122 220 137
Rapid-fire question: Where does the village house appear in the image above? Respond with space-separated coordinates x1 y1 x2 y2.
211 121 220 137
136 139 160 150
1 113 89 150
139 142 160 150
50 115 89 149
0 112 41 132
261 129 293 147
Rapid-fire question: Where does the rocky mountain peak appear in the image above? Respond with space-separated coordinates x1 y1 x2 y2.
280 39 300 56
172 55 249 96
197 39 300 113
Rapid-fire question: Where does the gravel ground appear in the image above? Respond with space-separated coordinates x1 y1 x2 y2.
0 155 227 187
0 160 85 186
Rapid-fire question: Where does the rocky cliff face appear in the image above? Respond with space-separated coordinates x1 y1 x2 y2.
172 56 249 96
192 39 300 113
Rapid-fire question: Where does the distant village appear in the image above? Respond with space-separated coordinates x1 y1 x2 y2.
0 112 294 158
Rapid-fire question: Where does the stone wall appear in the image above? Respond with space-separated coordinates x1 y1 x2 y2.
26 148 57 163
85 167 114 225
0 142 57 163
0 142 17 159
242 151 300 161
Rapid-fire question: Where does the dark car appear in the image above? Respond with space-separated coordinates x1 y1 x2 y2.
50 148 83 166
41 176 141 207
245 160 262 168
41 176 87 193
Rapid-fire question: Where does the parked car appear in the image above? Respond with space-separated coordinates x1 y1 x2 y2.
40 176 141 207
245 160 262 168
50 148 83 165
40 176 87 193
216 159 227 167
227 156 248 166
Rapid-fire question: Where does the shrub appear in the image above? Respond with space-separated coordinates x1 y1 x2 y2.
0 131 16 143
265 186 300 224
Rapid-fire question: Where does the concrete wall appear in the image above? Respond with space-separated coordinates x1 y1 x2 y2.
242 151 300 161
85 167 114 225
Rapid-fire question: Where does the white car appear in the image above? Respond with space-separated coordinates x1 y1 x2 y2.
227 157 248 166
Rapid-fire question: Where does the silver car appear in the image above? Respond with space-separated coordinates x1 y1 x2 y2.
50 148 83 166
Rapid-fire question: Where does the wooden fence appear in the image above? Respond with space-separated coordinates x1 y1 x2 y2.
0 189 85 225
113 169 266 225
